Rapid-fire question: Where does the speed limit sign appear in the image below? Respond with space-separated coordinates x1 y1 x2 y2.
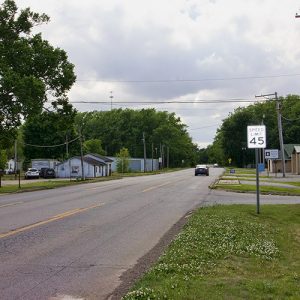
247 125 266 148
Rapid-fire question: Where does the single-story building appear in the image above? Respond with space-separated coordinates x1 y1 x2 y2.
267 144 300 173
56 153 113 178
291 146 300 175
108 157 159 172
31 159 60 170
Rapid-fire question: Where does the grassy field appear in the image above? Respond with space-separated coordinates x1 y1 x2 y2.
123 205 300 300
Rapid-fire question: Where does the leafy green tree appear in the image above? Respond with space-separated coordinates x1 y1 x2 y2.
22 100 78 160
83 139 105 155
116 147 130 173
0 0 76 144
209 94 300 167
75 109 197 167
0 149 7 170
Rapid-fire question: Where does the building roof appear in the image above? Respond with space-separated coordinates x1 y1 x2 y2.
293 146 300 154
85 153 114 163
83 157 106 166
284 144 300 158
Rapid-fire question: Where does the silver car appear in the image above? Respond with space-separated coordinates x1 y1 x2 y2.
25 168 40 179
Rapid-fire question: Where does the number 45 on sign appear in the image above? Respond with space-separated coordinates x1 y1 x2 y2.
247 125 266 148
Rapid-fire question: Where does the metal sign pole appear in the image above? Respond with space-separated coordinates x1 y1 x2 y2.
255 148 260 214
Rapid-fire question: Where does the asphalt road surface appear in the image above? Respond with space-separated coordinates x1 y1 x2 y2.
1 168 299 300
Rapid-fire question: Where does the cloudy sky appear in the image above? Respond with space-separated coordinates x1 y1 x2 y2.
15 0 300 147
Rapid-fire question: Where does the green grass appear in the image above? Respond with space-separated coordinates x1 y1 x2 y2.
214 184 300 196
0 177 121 194
225 168 256 175
122 205 300 300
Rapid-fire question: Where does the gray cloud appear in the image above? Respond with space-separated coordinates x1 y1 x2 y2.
15 0 300 147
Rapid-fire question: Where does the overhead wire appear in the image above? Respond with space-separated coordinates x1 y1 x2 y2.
76 73 300 83
22 136 80 148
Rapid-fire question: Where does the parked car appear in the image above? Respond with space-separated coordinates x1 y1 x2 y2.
40 168 56 178
213 163 219 168
195 164 209 176
25 168 40 179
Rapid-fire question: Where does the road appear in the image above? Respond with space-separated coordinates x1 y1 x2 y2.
0 168 223 300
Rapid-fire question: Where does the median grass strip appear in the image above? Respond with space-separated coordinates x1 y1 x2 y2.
122 205 300 300
214 183 300 196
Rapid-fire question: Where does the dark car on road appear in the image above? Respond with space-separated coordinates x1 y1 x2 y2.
195 164 209 176
40 168 56 178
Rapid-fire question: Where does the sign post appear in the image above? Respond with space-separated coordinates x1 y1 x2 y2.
247 125 266 214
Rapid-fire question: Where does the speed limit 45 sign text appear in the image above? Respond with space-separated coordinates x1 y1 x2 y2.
247 125 266 148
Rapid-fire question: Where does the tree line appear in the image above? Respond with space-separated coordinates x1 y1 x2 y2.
200 94 300 167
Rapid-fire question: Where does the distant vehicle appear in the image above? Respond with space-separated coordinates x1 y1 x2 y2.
40 168 56 178
25 168 40 179
195 164 209 176
213 163 219 168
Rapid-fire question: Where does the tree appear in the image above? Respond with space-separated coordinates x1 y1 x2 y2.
116 147 130 173
209 94 300 167
76 109 197 167
22 100 78 160
0 0 76 144
83 139 105 155
0 149 7 170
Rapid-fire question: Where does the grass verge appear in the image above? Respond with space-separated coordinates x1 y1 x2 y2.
0 177 121 194
122 205 300 300
213 184 300 196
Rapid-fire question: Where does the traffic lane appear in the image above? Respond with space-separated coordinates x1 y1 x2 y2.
0 169 214 234
0 169 223 299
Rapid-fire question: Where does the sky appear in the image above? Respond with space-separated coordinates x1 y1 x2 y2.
15 0 300 148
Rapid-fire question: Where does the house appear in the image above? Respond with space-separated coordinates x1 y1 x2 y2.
31 159 60 170
56 154 113 178
268 144 300 173
291 146 300 175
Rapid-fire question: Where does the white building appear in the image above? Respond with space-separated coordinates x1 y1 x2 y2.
31 159 60 170
56 154 113 179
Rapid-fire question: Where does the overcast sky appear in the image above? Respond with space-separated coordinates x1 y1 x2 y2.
15 0 300 148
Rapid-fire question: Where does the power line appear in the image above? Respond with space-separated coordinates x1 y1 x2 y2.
71 98 263 105
189 124 220 130
23 136 80 148
282 115 300 122
76 73 300 84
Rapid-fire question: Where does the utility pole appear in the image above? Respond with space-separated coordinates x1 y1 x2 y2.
66 134 72 180
14 139 17 179
79 130 85 180
110 91 113 110
167 146 169 168
142 132 147 172
151 143 154 171
275 92 286 177
255 92 286 177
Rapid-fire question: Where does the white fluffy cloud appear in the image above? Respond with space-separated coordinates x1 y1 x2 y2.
15 0 300 147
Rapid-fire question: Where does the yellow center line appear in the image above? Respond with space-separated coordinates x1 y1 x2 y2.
0 202 23 209
0 203 104 239
142 181 172 193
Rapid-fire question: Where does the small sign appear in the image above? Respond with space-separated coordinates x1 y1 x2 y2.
258 163 265 172
247 125 266 148
265 149 279 159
